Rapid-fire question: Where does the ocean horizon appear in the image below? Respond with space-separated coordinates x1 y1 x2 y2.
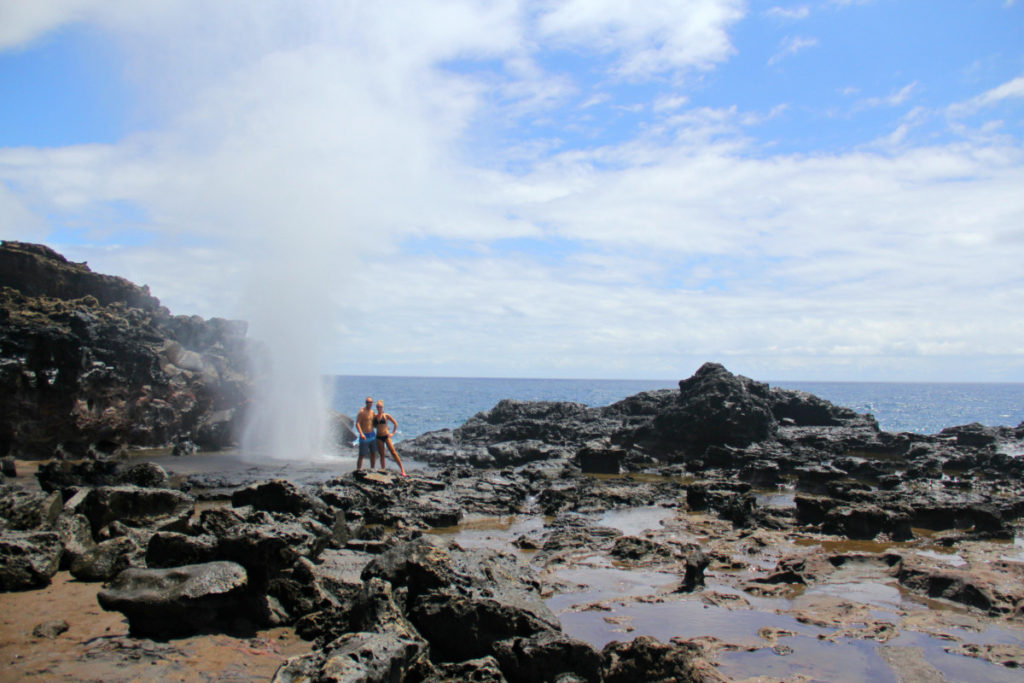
328 375 1024 442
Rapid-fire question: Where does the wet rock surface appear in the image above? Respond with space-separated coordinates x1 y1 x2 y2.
1 362 1022 680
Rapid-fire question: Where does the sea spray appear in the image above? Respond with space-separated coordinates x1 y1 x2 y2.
238 243 335 462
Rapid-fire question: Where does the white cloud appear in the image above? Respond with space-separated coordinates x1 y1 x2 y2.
1 1 1023 381
948 75 1024 117
0 0 97 49
767 35 818 66
537 0 745 77
765 6 811 20
653 94 690 112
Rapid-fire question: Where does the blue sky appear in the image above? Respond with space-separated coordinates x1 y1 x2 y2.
1 0 1023 382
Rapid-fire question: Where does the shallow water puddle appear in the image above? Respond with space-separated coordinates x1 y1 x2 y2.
915 549 967 567
717 636 900 683
754 487 796 509
560 598 820 651
595 505 675 536
801 581 905 611
426 514 545 550
546 565 679 613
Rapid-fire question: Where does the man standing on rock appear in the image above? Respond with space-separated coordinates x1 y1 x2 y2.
356 397 377 470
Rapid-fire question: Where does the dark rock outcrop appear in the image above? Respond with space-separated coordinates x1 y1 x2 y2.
0 530 62 590
639 362 778 455
97 561 262 637
403 362 886 470
0 241 251 459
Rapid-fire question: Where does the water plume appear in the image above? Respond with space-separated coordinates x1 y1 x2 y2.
236 232 340 463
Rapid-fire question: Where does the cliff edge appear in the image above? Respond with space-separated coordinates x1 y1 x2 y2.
0 241 251 459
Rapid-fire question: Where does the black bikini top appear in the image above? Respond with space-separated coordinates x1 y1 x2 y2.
374 415 387 426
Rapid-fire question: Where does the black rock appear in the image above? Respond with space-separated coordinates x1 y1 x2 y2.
97 561 261 637
0 530 62 591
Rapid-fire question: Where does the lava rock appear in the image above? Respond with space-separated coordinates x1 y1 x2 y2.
77 485 194 535
0 530 62 591
97 561 260 637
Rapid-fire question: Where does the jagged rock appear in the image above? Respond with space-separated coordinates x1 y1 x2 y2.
677 548 710 593
35 458 121 493
422 656 509 683
145 531 220 568
0 530 62 591
97 561 260 637
491 630 602 683
823 503 912 541
55 513 96 569
910 503 1008 534
70 535 141 581
362 537 560 663
231 479 328 518
600 636 703 683
896 558 1017 615
576 445 624 474
116 462 170 488
148 505 332 598
643 362 778 456
0 241 251 459
768 386 873 427
0 484 62 530
939 422 1000 448
610 536 677 563
77 485 194 535
276 628 430 683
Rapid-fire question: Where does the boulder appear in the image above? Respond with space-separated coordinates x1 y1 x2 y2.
54 513 96 569
36 458 120 493
422 656 508 683
600 635 703 683
0 485 62 530
78 485 193 535
231 479 328 518
116 462 170 488
275 628 430 683
491 631 602 683
0 530 62 591
97 561 261 637
70 535 142 581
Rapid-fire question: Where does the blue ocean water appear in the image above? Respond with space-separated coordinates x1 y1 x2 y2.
329 376 1024 442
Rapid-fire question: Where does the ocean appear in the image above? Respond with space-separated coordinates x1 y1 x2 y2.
328 376 1024 442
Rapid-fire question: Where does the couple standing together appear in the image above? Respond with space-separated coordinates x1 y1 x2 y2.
356 397 406 476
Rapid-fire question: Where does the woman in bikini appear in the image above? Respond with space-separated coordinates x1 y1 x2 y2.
374 400 407 476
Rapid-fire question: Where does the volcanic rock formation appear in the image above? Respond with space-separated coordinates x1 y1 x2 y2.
0 241 251 458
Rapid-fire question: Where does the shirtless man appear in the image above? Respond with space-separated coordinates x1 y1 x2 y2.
374 400 407 477
356 397 377 470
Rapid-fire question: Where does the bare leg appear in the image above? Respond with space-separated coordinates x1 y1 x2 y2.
385 440 407 476
377 440 388 471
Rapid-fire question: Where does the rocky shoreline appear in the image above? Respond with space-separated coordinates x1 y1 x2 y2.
2 362 1023 681
1 241 1022 680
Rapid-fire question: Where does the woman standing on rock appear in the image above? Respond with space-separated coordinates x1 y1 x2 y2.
374 400 407 477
